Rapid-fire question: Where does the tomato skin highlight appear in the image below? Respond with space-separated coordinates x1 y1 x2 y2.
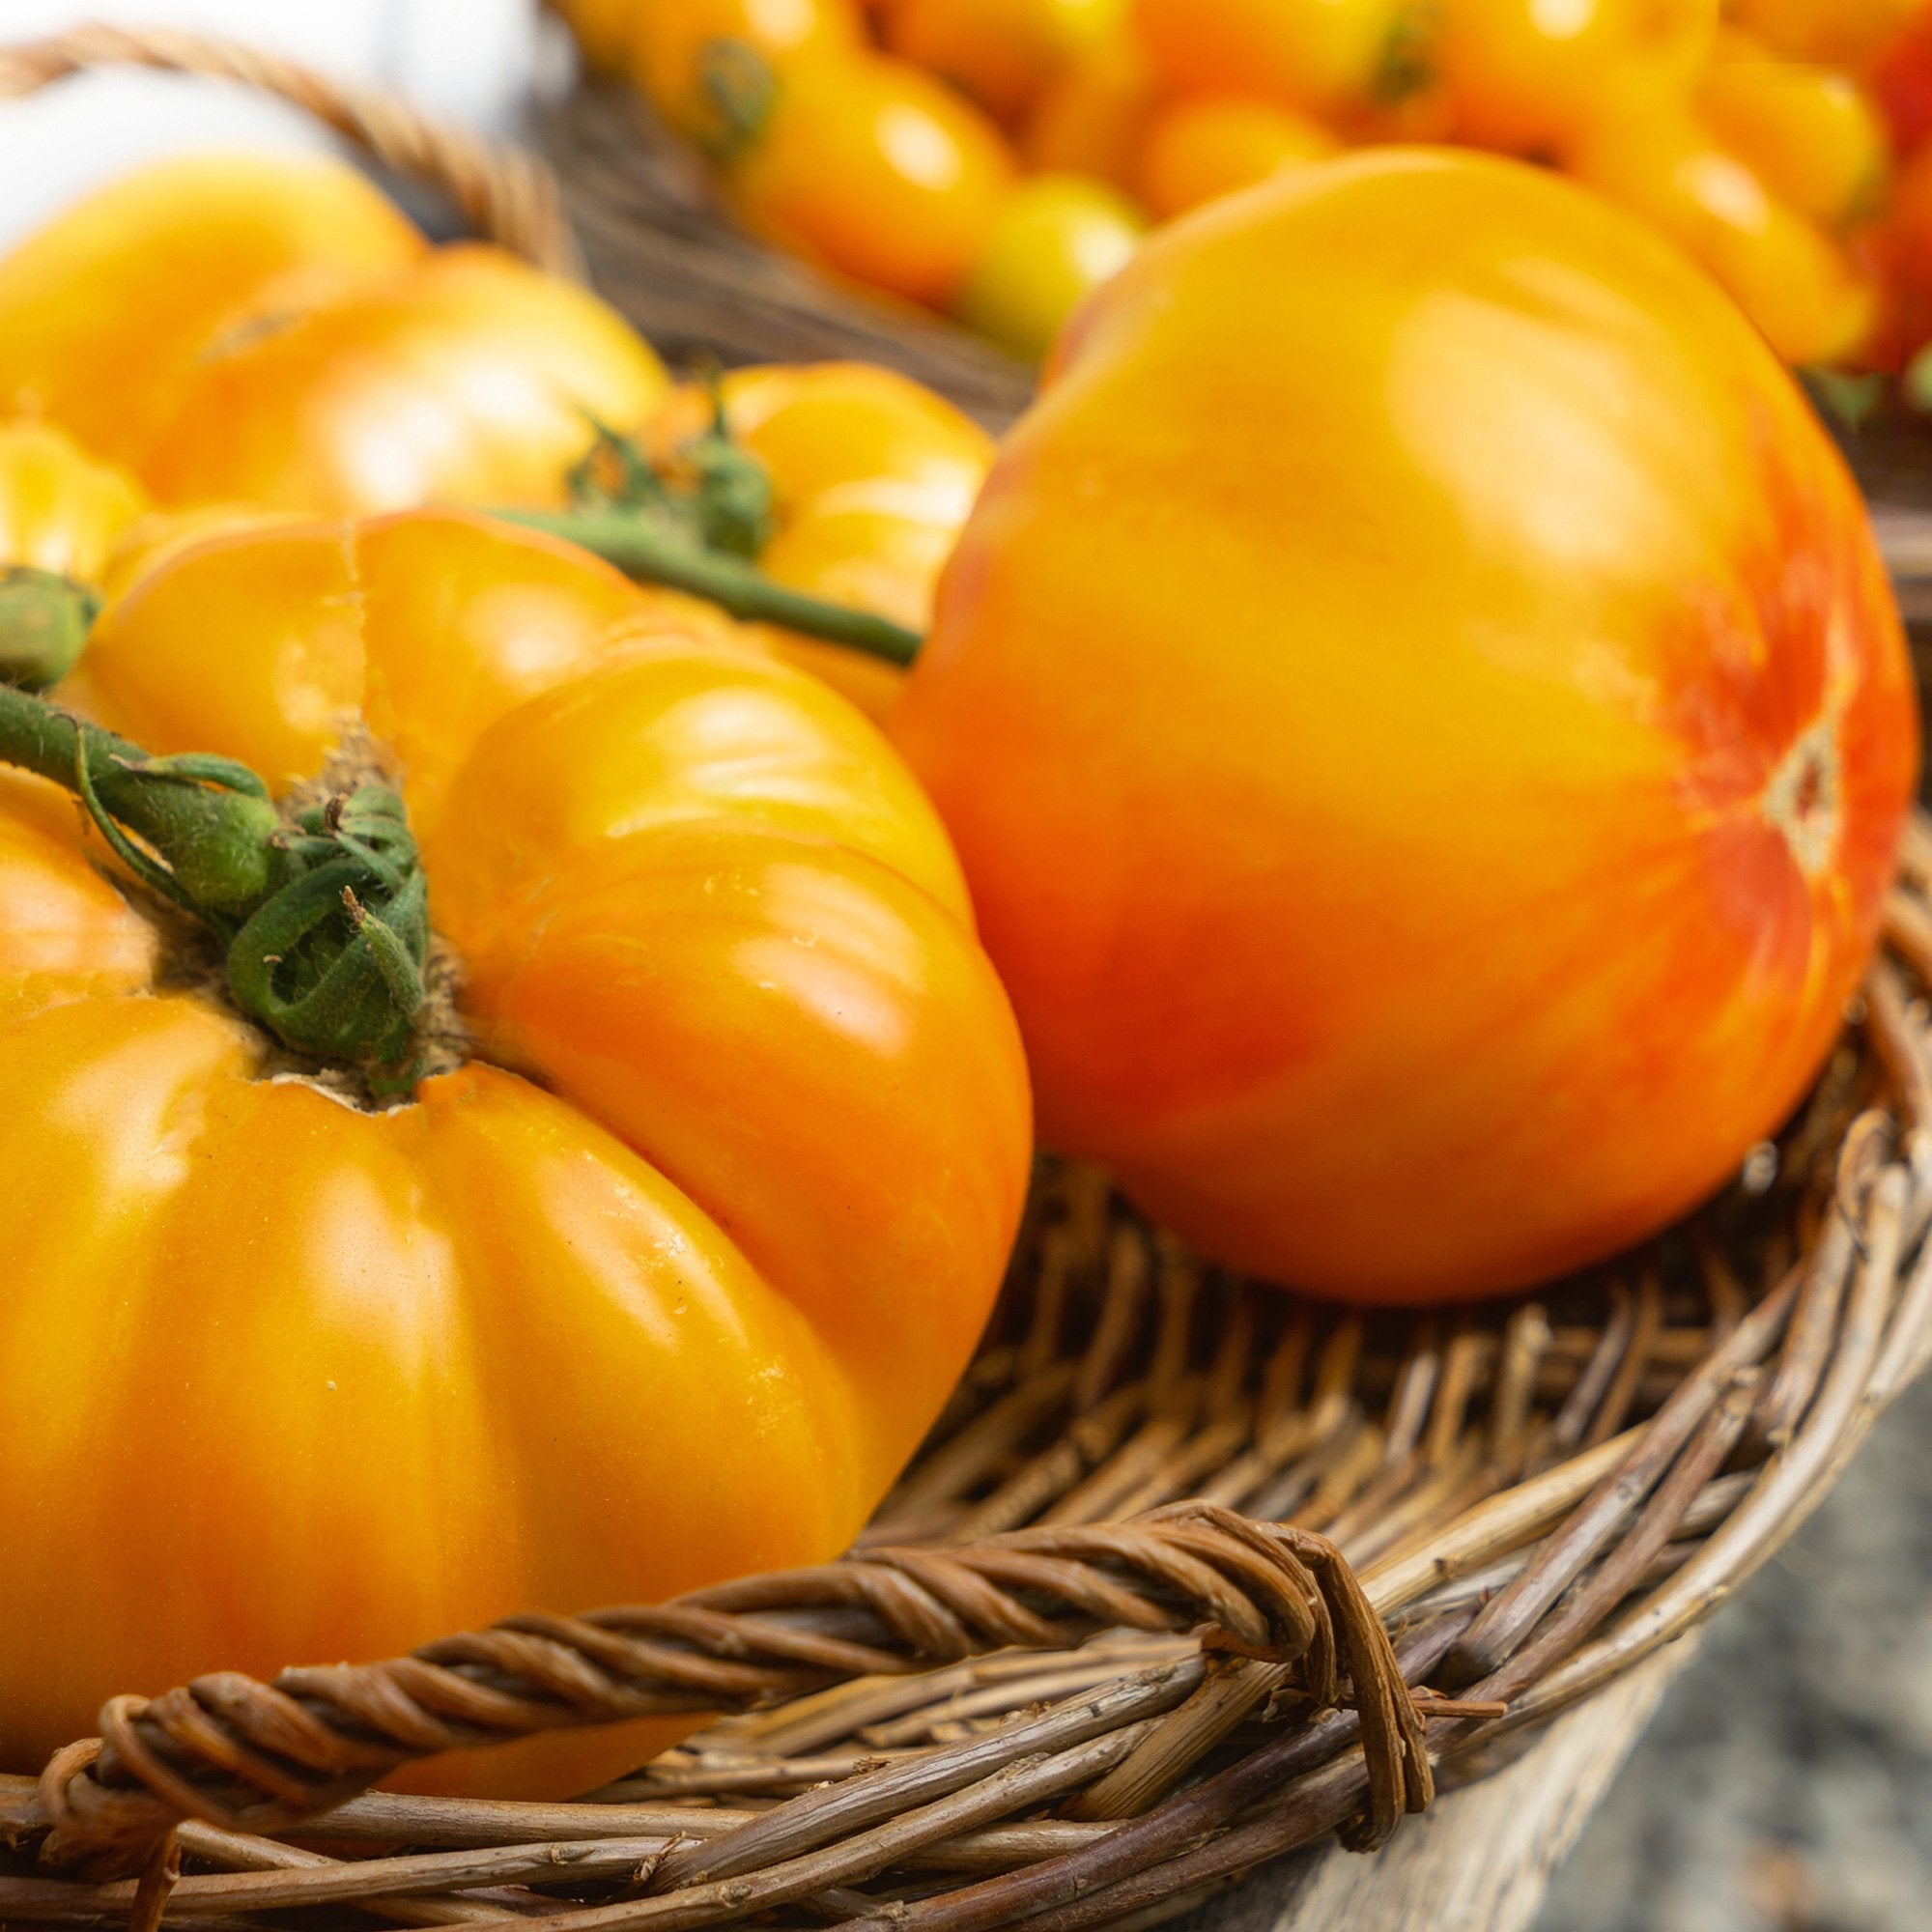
0 508 1030 1790
893 149 1918 1306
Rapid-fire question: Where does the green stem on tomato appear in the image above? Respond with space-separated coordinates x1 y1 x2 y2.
500 507 924 668
0 684 281 912
0 682 432 1070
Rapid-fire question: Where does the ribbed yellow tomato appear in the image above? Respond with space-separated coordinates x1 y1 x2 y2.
0 155 668 515
892 150 1916 1305
1 509 1030 1793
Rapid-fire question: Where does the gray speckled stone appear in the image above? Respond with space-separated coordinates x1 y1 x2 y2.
1533 1374 1932 1932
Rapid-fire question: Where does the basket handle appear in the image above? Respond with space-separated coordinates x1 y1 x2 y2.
29 1504 1424 1859
0 20 582 275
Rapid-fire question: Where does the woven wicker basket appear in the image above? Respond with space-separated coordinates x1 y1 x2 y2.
3 26 1932 1932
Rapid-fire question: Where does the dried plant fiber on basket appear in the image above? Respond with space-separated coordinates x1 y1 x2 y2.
1 24 1931 1932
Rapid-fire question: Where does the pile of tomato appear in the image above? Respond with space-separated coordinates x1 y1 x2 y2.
558 0 1932 376
0 119 1917 1799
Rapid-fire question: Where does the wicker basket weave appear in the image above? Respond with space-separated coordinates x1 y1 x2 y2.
3 26 1932 1932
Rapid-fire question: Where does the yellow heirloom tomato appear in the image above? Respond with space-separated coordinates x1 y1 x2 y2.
0 421 146 583
0 509 1030 1797
0 154 668 515
650 361 996 719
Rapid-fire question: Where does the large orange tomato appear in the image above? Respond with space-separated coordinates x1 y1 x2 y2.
891 149 1917 1305
0 509 1029 1790
0 155 668 515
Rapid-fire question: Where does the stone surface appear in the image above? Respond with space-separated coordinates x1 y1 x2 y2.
1533 1373 1932 1932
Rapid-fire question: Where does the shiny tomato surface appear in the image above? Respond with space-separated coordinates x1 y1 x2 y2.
1 511 1029 1789
892 149 1917 1305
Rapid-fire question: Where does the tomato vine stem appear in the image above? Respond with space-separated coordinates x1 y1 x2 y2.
499 507 924 667
0 682 431 1071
